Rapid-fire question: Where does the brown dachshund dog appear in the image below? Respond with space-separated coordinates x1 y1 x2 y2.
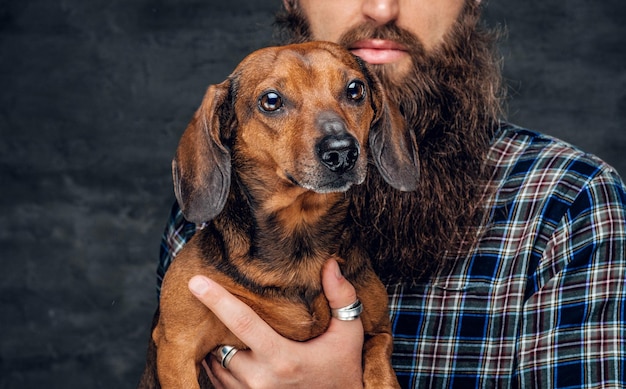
139 41 419 389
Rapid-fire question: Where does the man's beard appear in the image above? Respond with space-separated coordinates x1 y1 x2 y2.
275 2 505 284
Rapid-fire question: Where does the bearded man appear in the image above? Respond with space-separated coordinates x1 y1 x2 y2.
156 1 626 387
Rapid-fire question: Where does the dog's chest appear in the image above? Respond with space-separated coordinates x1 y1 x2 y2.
195 227 334 341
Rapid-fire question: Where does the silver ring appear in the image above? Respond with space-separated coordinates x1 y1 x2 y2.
219 345 239 369
330 299 363 321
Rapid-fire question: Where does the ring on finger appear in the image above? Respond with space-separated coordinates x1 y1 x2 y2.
330 299 363 321
218 345 239 370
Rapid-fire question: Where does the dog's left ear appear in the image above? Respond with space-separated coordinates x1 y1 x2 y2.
172 80 234 224
362 66 420 192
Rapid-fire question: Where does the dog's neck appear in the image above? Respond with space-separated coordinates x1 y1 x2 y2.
216 170 350 289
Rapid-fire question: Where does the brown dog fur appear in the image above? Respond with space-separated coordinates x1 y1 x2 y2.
138 41 419 389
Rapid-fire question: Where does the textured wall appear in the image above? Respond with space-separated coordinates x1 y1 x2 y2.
1 0 624 387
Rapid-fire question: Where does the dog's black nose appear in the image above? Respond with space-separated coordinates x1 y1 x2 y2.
317 135 359 174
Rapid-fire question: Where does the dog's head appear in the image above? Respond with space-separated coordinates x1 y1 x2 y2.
173 41 419 224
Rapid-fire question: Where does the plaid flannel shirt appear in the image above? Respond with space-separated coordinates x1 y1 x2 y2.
156 124 626 388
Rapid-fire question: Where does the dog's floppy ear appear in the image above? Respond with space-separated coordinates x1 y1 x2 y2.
172 80 234 224
362 65 420 192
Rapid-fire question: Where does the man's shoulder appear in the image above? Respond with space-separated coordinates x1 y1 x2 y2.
490 122 623 185
486 123 626 222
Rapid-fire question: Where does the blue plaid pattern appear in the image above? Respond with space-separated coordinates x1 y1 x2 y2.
156 202 196 297
157 124 626 388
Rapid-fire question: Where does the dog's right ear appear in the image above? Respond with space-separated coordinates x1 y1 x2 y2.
172 81 233 224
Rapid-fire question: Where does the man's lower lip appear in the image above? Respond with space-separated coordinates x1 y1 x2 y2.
350 48 407 64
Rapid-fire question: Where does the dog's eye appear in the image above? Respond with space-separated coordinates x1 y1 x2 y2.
259 92 283 112
346 80 366 102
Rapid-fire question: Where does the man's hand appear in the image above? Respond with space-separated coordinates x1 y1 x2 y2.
188 258 365 389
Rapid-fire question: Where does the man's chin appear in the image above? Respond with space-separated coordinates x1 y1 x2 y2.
364 57 413 85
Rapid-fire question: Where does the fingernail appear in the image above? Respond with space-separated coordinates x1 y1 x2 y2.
189 276 210 295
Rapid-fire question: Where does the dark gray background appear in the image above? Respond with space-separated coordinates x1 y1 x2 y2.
1 0 624 387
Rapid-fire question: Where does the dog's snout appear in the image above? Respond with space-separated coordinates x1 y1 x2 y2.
317 135 360 174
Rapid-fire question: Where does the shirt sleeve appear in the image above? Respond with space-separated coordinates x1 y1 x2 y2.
156 201 196 298
516 166 626 387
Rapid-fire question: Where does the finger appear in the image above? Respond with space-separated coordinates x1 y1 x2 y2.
188 276 282 356
321 258 364 346
322 258 359 310
319 259 365 383
206 353 244 389
202 358 226 389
